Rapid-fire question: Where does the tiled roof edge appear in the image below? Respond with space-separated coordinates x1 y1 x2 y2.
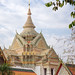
10 68 34 73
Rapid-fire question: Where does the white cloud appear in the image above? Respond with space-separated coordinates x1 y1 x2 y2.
0 0 6 4
0 0 73 43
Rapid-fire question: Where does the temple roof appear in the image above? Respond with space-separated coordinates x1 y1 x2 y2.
23 8 35 28
66 64 75 75
20 28 38 37
20 6 38 37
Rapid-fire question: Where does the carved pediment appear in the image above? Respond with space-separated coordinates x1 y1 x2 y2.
32 33 49 49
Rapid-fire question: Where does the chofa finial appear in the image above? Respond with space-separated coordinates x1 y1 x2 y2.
29 0 30 8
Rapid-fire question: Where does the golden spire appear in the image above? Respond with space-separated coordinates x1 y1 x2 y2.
29 0 30 8
20 0 38 37
23 0 35 28
27 0 31 15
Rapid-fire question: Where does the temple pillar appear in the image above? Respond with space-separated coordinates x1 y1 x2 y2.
40 64 44 75
47 67 50 75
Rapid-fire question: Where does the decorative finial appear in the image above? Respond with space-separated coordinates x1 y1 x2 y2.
29 0 30 8
27 0 31 15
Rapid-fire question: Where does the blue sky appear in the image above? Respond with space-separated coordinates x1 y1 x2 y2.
0 0 74 48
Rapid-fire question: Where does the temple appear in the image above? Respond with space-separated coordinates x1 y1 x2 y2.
2 3 61 75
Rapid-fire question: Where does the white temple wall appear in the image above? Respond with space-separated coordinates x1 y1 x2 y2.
58 66 70 75
35 66 40 75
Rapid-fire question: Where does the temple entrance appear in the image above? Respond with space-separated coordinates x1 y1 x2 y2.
51 68 54 75
44 68 47 75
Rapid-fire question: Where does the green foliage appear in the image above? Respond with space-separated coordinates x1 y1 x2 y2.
59 1 64 7
45 0 75 10
45 1 65 11
71 12 75 18
65 0 75 5
74 1 75 5
45 2 52 7
0 63 13 75
45 0 75 28
53 6 58 11
69 20 75 28
69 24 72 29
56 0 59 1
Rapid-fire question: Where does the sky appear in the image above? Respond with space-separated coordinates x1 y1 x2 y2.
0 0 75 62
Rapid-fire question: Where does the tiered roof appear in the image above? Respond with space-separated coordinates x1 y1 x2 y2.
20 6 38 37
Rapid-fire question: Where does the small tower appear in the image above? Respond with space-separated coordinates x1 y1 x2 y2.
22 1 36 68
20 1 38 41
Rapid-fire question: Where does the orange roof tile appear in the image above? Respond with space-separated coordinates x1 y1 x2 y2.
66 64 75 75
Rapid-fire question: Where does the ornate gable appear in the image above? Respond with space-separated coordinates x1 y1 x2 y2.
50 50 58 58
55 62 73 75
10 34 24 49
11 40 20 49
32 33 49 49
36 38 47 49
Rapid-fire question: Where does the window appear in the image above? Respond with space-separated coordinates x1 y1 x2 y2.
33 37 35 39
23 45 26 51
15 56 20 61
27 44 30 51
0 52 1 55
31 45 33 51
44 68 47 75
23 37 26 39
23 56 25 61
51 68 54 75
